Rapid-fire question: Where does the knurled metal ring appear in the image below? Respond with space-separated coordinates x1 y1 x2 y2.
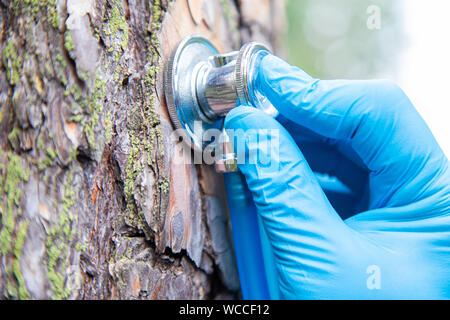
235 42 271 105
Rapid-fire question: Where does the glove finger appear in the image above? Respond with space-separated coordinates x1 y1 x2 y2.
278 114 368 171
224 106 351 277
258 54 448 209
299 141 368 195
277 115 370 213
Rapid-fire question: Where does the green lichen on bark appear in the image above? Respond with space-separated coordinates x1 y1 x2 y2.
7 126 21 150
104 111 113 144
74 242 87 253
46 0 60 29
158 176 169 194
13 221 30 299
44 169 76 299
35 130 57 171
37 157 53 171
123 0 167 229
0 153 30 254
109 0 129 52
218 0 239 34
2 39 22 86
65 83 83 103
64 31 75 52
0 152 31 299
55 53 66 68
46 147 57 160
10 0 60 29
104 0 129 80
83 74 106 150
54 51 68 87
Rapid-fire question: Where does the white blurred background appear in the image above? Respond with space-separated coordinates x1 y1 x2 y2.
284 0 450 157
398 0 450 157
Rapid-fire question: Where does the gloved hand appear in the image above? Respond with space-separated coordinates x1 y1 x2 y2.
224 54 450 299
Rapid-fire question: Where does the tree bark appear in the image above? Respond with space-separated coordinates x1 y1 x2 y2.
0 0 284 299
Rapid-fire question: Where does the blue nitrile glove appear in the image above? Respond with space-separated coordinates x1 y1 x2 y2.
224 54 450 299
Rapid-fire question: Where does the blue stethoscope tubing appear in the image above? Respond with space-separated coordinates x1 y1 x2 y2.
224 171 280 300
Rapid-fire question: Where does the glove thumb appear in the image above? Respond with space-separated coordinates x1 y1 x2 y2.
224 106 351 280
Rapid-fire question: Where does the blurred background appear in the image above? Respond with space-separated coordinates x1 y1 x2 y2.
283 0 450 157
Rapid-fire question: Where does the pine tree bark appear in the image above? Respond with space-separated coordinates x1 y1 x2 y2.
0 0 284 299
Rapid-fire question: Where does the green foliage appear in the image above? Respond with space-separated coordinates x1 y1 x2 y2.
284 0 404 79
